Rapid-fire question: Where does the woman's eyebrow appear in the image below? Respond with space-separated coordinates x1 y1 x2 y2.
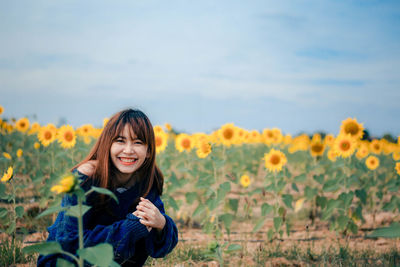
116 135 126 139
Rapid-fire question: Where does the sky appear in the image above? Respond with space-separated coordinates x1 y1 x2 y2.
1 0 400 137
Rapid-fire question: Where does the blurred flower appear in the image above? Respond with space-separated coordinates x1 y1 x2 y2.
83 136 92 145
34 142 40 150
393 152 400 161
153 125 164 134
365 155 379 170
324 134 335 147
3 152 11 160
294 198 306 212
340 118 364 140
175 133 193 152
15 118 30 133
103 118 109 128
50 174 76 194
16 149 23 158
356 144 369 160
196 140 212 158
219 123 237 147
264 149 287 173
155 130 168 154
38 124 56 147
28 122 41 135
57 125 76 149
0 105 3 115
77 124 94 137
240 174 251 188
327 149 338 162
333 134 356 158
164 123 172 131
1 166 13 182
395 162 400 176
310 139 325 157
369 139 382 154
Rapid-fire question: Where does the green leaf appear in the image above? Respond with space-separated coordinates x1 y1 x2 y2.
185 192 197 205
77 243 114 267
282 194 293 209
89 186 119 203
37 205 67 219
66 205 91 218
337 215 349 230
219 181 231 193
261 203 273 216
228 198 239 213
304 186 317 200
0 183 5 196
15 206 24 218
323 179 340 192
6 221 16 234
193 204 206 217
56 258 76 267
23 242 64 255
273 217 283 231
219 213 234 233
252 217 266 233
368 223 400 238
355 189 367 205
291 183 299 192
206 198 218 211
316 196 327 209
294 174 306 182
225 244 242 253
313 174 324 184
0 207 8 218
167 196 179 211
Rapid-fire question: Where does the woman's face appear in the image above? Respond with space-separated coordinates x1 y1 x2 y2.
110 124 148 183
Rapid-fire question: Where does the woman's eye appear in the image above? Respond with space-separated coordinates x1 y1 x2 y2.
116 139 125 143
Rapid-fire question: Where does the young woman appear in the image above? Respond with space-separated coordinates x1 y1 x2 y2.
38 109 178 266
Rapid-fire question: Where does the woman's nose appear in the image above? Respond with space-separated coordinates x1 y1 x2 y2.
123 143 134 153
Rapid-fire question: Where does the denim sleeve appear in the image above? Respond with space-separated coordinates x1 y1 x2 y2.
55 194 150 261
144 195 178 258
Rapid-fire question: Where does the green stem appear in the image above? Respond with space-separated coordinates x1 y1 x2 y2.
11 180 16 265
78 196 84 267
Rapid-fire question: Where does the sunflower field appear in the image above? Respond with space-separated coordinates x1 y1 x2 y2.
1 104 400 266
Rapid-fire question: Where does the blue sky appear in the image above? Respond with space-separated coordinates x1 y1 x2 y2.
1 0 400 137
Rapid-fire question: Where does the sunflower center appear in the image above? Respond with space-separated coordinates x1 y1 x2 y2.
64 132 74 142
20 122 26 128
340 140 351 151
223 129 234 140
311 143 324 153
44 131 52 140
345 122 359 135
182 139 191 149
155 136 163 147
270 154 281 165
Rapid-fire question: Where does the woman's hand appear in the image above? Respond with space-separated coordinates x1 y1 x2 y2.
133 197 166 231
77 160 98 176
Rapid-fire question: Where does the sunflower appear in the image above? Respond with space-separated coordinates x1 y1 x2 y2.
3 152 11 160
369 139 382 154
153 125 164 134
393 152 400 161
50 174 77 194
327 149 338 162
333 134 357 158
240 174 251 188
219 123 237 147
395 162 400 176
310 140 325 157
283 134 292 146
83 136 92 145
28 122 41 135
272 128 283 144
103 118 109 128
175 133 193 152
264 149 287 173
1 166 13 182
196 140 212 158
34 142 40 150
340 118 364 140
262 129 274 145
0 105 4 115
77 124 94 137
356 144 369 160
15 118 30 133
38 124 56 147
155 131 168 154
248 130 261 144
57 125 76 149
164 123 172 132
16 149 23 158
324 134 335 147
365 155 379 170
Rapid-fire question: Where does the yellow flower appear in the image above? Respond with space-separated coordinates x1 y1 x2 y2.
175 133 193 152
395 162 400 176
294 198 306 212
196 140 212 158
28 122 41 135
262 128 275 145
164 123 172 131
240 174 251 188
153 125 164 134
324 134 335 147
77 124 94 137
155 130 168 154
356 144 369 159
57 125 76 149
0 105 4 115
103 118 109 128
264 149 287 173
83 136 92 145
327 149 338 162
1 166 13 182
340 118 364 140
393 152 400 161
365 155 379 170
219 123 238 147
38 124 56 147
34 142 40 150
369 139 382 154
16 149 23 158
310 140 325 157
15 118 30 133
333 134 357 158
3 152 12 160
50 175 76 194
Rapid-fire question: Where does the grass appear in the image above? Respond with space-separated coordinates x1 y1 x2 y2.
0 238 34 267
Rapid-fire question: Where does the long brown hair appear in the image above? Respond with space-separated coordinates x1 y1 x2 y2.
74 109 164 200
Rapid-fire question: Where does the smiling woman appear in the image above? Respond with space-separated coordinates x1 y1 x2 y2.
37 109 178 267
